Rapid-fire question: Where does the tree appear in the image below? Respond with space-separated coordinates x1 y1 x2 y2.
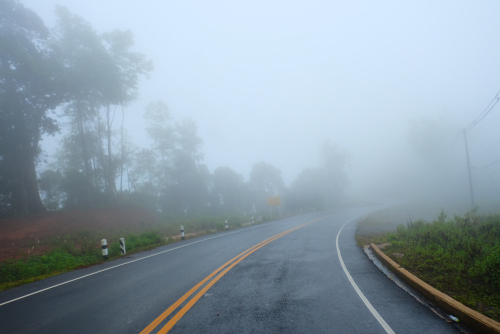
285 141 350 212
101 29 153 200
248 162 284 212
0 0 63 214
211 166 245 214
163 119 209 215
52 6 109 206
129 148 159 196
140 103 210 214
287 167 325 212
53 6 152 204
38 169 63 211
143 100 175 187
249 162 284 196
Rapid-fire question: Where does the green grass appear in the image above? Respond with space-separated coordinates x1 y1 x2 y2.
0 213 270 291
357 200 500 238
0 231 168 291
359 211 500 322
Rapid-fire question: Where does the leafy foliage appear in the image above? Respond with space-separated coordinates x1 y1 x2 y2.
285 140 350 213
0 0 64 215
0 2 351 220
0 214 251 290
0 230 164 286
381 212 500 321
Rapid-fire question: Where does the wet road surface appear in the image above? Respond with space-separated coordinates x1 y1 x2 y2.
0 206 459 333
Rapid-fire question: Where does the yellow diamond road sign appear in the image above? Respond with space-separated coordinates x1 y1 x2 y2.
267 196 281 206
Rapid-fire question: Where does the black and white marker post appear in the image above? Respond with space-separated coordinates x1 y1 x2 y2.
181 225 185 240
251 216 254 225
225 220 228 231
119 238 126 255
101 239 108 260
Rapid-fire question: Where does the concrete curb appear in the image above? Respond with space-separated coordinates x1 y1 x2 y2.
370 243 500 334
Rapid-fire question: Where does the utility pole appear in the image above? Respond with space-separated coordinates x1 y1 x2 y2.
463 128 475 208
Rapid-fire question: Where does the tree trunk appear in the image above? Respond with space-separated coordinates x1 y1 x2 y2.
3 61 45 214
77 102 94 208
97 109 108 193
11 125 45 214
120 105 124 193
24 151 46 213
106 104 115 202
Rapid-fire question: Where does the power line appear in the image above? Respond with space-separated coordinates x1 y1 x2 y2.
484 167 500 199
484 157 500 167
467 89 500 130
471 139 500 157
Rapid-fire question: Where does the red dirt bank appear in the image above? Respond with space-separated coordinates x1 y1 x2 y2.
0 206 161 262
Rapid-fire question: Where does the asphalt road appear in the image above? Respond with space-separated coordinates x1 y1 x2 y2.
0 206 460 333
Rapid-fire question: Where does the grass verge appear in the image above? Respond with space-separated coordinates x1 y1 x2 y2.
357 210 500 322
0 214 273 292
0 231 171 292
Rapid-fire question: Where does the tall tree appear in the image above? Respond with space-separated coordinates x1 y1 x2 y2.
144 100 175 187
52 6 109 206
101 29 153 200
249 162 284 212
249 162 284 197
285 141 349 212
287 167 325 212
0 0 63 214
53 7 152 204
163 119 209 215
211 166 245 214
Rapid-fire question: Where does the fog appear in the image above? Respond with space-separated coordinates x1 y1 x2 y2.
17 0 500 206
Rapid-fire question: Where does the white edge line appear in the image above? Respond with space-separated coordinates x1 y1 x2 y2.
0 218 290 307
336 217 396 334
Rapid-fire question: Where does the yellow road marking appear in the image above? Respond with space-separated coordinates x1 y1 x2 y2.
142 217 327 334
140 230 291 334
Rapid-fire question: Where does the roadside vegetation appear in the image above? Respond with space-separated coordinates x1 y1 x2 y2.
0 214 255 292
0 0 353 292
357 210 500 322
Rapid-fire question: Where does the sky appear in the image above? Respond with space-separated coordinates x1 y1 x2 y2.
22 0 500 202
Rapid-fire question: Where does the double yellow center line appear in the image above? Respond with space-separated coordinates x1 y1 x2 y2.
140 217 326 334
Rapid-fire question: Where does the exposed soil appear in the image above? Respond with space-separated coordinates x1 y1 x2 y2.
0 206 161 263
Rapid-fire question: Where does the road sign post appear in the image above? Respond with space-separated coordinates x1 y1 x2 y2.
267 196 282 219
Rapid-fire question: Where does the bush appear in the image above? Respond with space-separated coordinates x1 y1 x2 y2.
0 249 101 283
470 244 500 287
378 212 500 321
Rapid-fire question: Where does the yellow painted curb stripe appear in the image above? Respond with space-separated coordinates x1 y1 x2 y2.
370 243 500 333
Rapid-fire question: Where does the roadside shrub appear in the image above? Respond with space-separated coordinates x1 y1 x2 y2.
0 213 253 291
215 221 224 231
126 231 162 252
469 244 500 287
0 249 101 283
378 211 500 321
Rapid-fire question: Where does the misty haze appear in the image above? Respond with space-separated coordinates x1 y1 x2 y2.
1 1 499 333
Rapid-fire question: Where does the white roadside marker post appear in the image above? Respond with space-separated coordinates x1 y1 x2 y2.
119 238 126 255
101 239 108 260
251 216 254 225
181 225 185 240
225 220 228 231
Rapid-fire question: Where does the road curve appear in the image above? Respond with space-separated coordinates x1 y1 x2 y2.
0 206 459 333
